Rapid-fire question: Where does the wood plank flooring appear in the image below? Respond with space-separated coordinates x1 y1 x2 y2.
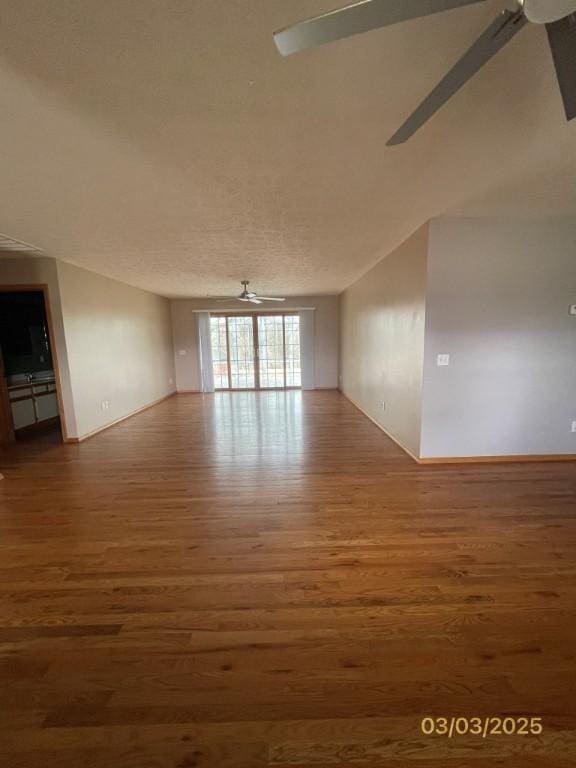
1 390 575 767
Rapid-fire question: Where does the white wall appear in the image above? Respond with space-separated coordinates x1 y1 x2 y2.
56 261 175 438
339 225 428 457
0 256 78 436
421 218 576 458
170 296 339 391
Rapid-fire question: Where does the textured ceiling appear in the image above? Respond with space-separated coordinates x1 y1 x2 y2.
0 0 575 297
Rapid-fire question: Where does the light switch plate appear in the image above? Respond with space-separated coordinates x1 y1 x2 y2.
437 354 450 367
570 305 576 316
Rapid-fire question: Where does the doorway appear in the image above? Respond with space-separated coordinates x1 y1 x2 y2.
210 313 301 391
0 288 63 444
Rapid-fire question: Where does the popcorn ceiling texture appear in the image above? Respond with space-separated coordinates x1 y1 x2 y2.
0 1 575 298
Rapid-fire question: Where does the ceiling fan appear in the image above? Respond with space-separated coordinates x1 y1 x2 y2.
211 281 287 305
273 0 576 145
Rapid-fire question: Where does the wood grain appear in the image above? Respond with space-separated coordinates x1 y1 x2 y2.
0 391 575 767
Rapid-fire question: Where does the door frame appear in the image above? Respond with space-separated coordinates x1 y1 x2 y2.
0 345 15 444
211 311 301 392
0 284 68 443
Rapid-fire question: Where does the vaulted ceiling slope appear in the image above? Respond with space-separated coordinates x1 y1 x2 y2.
0 1 575 297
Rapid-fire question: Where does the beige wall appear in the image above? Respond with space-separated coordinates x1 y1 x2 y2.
0 256 78 437
170 296 339 391
339 225 428 457
57 261 175 438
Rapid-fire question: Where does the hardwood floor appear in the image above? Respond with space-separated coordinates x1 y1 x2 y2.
1 391 575 767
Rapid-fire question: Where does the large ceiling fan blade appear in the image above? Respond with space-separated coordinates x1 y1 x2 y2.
255 297 286 302
387 9 527 145
273 0 487 56
546 14 576 120
249 298 263 304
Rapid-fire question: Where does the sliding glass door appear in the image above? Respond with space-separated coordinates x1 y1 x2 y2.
257 314 301 389
228 316 255 389
210 313 301 391
210 316 229 389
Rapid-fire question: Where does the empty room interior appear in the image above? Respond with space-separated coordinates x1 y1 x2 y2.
1 1 576 766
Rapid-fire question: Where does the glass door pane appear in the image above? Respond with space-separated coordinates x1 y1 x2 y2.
228 316 255 389
210 316 229 390
284 315 301 387
257 315 285 389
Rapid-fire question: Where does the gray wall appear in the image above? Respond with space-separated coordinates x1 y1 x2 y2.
339 225 428 457
171 296 339 392
421 218 576 458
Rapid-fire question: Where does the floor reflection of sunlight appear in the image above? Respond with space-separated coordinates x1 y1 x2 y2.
210 391 306 472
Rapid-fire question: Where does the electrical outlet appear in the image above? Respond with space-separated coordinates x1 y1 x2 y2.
437 353 450 367
169 378 174 385
569 305 576 316
101 400 107 411
178 349 187 356
571 421 576 433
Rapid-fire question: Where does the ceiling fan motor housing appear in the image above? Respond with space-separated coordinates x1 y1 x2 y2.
522 0 576 23
239 280 255 298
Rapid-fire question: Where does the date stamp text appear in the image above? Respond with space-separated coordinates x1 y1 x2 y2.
421 716 543 738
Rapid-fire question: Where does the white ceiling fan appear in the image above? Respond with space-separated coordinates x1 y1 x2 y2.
211 281 287 305
273 0 576 144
